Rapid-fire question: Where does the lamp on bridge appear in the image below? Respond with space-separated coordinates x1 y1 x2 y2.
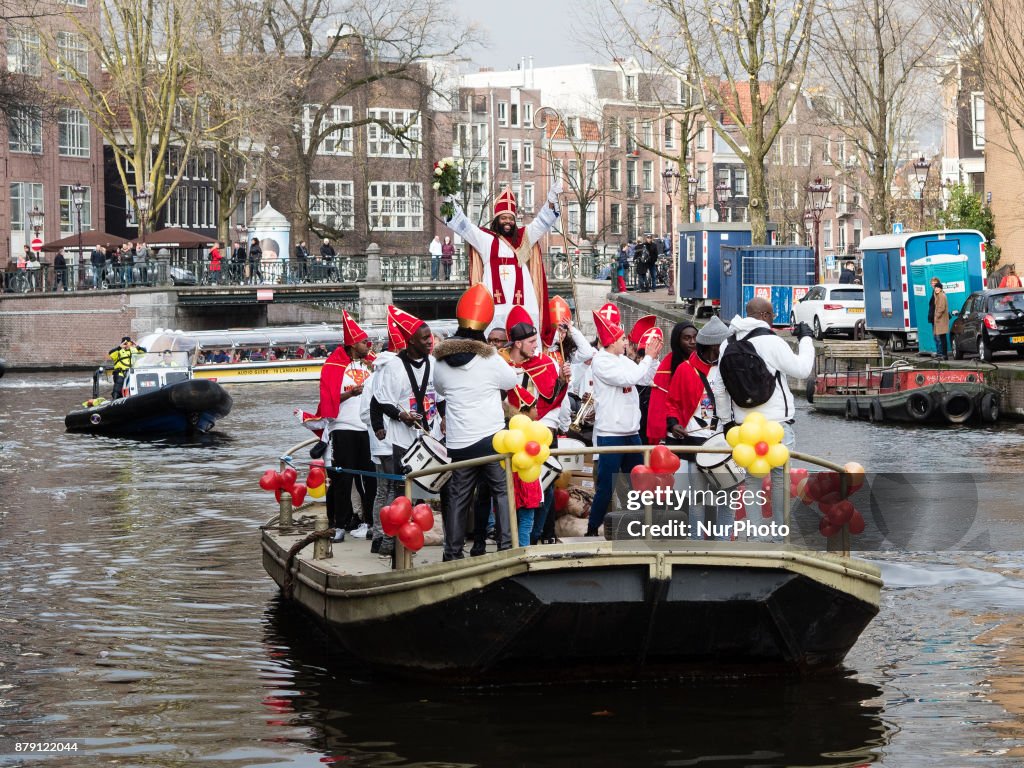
687 175 698 223
134 187 151 243
912 156 931 231
805 177 832 283
70 185 86 285
715 181 731 222
29 206 44 240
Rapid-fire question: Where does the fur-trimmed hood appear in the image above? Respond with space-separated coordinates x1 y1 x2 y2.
434 337 494 367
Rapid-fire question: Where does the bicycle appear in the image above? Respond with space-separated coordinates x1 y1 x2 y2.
6 271 30 293
338 261 359 282
552 253 583 281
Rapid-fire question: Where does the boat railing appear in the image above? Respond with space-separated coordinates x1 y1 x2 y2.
274 435 860 570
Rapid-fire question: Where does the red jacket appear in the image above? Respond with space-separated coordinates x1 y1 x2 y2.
514 475 543 510
316 347 351 420
646 355 676 442
665 352 713 432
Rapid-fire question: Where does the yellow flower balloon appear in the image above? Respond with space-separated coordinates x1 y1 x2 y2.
766 443 790 468
526 421 550 446
537 445 551 464
505 430 527 454
512 450 533 471
745 411 766 425
518 464 543 483
725 426 742 447
733 443 756 468
763 420 784 445
739 420 764 445
492 429 510 454
748 457 772 478
509 414 532 432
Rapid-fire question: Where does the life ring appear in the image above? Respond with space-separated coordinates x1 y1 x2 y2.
966 374 977 383
869 399 885 423
979 392 1000 423
845 397 858 420
806 377 816 403
941 390 974 424
914 374 926 385
905 391 934 422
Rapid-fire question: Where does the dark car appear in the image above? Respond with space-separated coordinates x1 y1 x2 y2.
950 288 1024 361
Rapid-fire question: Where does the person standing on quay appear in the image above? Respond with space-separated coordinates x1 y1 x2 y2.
441 236 455 281
429 235 443 280
930 281 950 361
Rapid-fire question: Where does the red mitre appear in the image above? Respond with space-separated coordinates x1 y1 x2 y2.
456 283 494 331
505 304 537 341
386 306 408 351
595 301 620 327
628 315 658 345
342 310 368 346
549 295 572 327
493 186 517 218
593 309 625 347
388 305 425 340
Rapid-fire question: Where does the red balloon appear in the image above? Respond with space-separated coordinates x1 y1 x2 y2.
525 441 541 456
281 467 298 492
554 488 570 511
761 498 773 519
649 445 681 474
259 469 280 491
630 464 657 493
754 441 769 456
290 483 307 506
818 471 841 496
761 476 772 493
819 517 841 537
848 511 866 534
818 491 841 518
306 467 326 488
274 488 282 503
380 506 402 536
398 521 425 551
653 472 674 493
412 503 434 531
735 506 747 521
828 500 855 526
790 467 809 484
391 495 413 519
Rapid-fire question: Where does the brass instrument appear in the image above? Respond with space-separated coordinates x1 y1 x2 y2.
569 393 595 432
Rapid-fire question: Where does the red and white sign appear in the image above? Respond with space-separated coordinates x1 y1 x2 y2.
30 238 42 252
792 286 809 302
754 285 771 300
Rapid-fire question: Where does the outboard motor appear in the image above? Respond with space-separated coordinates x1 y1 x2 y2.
92 367 105 398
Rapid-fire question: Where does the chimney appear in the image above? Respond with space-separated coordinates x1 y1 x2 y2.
479 66 493 73
528 56 534 88
521 57 527 86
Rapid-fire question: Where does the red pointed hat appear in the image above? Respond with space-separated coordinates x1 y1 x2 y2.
628 315 658 345
493 186 517 218
456 283 494 331
549 295 572 327
505 304 537 342
388 305 425 340
342 310 368 346
386 313 406 352
595 302 620 327
639 326 664 349
507 385 537 411
593 309 625 347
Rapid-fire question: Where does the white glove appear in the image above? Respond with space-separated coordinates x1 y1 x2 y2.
547 179 564 204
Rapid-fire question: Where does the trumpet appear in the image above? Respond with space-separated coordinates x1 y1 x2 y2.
569 393 595 432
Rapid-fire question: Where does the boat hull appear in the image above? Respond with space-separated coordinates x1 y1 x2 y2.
262 532 880 683
810 381 998 424
64 379 232 436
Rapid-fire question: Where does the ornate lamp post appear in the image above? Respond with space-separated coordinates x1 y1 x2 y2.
661 165 681 296
687 176 698 223
134 188 151 243
805 177 832 283
715 180 731 222
235 223 247 283
29 206 44 240
913 156 931 230
70 185 86 290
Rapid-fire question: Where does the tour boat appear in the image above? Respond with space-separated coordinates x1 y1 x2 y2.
807 365 1001 424
261 440 882 683
64 351 232 436
137 321 459 384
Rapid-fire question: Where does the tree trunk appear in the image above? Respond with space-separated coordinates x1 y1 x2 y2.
748 154 768 244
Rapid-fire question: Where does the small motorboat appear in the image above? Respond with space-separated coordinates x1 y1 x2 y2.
65 351 232 436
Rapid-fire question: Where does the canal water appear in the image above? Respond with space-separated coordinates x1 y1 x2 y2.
2 372 1024 767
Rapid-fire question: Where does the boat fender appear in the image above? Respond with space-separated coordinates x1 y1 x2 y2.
845 398 858 420
869 399 885 423
806 377 816 404
941 390 974 424
979 392 1000 423
905 391 934 422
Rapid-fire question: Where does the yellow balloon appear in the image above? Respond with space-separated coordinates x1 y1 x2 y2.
505 430 527 454
512 450 533 471
725 426 742 447
748 457 772 478
732 443 756 468
739 420 764 445
744 411 766 425
526 421 550 446
763 420 784 445
509 414 532 432
537 445 551 464
308 483 326 498
499 459 506 469
538 425 554 447
518 464 542 482
492 429 510 454
766 443 790 468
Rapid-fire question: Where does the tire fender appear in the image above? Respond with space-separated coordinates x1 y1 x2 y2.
905 391 934 422
979 392 1000 424
941 390 975 424
845 397 858 420
869 398 885 423
806 377 816 403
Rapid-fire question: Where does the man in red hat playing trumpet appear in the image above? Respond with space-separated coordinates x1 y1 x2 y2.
444 179 563 346
433 284 519 559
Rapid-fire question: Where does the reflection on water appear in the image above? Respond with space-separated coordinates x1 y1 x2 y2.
1 373 1023 766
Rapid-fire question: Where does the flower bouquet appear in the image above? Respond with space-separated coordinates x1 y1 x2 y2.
433 157 462 220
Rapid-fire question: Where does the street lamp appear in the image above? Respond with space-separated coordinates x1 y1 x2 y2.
715 180 731 221
687 176 698 224
913 156 931 230
134 187 151 243
661 166 682 297
70 185 85 289
805 177 832 283
29 206 44 239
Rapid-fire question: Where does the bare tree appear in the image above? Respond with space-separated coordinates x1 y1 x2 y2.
0 0 65 122
813 0 939 235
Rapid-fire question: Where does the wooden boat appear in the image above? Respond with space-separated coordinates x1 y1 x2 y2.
261 442 881 683
806 341 1000 424
65 351 232 436
137 321 458 384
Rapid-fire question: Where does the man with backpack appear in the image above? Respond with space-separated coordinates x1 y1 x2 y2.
713 297 815 536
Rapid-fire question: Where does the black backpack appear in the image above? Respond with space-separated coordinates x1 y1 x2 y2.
718 327 787 414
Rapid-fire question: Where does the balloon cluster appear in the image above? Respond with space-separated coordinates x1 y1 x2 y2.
259 467 308 506
726 413 790 478
790 463 867 537
492 414 553 482
306 460 327 501
379 495 434 551
630 445 682 493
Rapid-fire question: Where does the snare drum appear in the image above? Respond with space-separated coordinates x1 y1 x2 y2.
538 455 563 491
695 434 745 491
555 438 587 472
401 434 452 494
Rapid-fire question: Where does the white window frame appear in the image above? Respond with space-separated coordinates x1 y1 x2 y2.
56 30 88 77
498 140 508 169
58 108 90 157
497 101 508 126
310 180 355 231
303 104 354 156
609 159 621 191
366 108 421 158
971 92 985 149
10 181 43 233
522 103 533 127
733 167 747 197
664 119 675 149
610 203 622 234
642 160 654 191
608 117 620 147
522 183 535 213
368 181 423 231
8 107 42 153
7 27 41 76
59 184 92 235
695 124 706 150
523 141 533 170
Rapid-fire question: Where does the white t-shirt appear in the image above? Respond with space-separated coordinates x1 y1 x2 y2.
433 348 518 450
591 350 658 437
375 354 440 449
336 359 373 431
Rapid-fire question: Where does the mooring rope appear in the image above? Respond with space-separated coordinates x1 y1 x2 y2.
281 528 337 599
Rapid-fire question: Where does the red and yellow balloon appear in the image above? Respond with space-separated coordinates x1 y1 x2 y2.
492 413 552 482
725 412 789 478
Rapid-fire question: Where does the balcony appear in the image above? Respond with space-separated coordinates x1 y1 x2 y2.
627 185 640 200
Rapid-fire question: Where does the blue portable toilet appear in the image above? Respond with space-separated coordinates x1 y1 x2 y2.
909 255 972 354
860 229 986 351
677 222 776 316
720 245 816 324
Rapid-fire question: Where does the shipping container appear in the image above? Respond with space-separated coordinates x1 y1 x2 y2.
676 222 776 316
719 245 816 325
860 230 986 351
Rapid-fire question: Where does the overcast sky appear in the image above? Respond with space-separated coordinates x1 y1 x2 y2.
452 0 599 71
